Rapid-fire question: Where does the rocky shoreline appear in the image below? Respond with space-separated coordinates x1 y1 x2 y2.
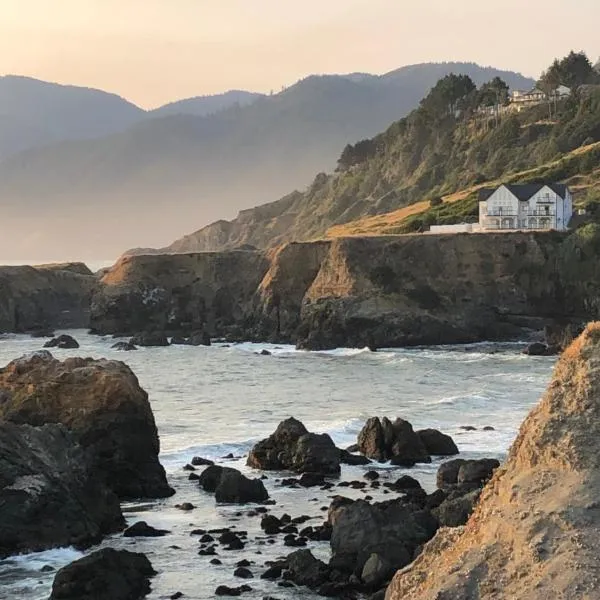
0 348 501 600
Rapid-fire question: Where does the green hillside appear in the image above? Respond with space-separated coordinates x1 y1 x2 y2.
160 52 600 254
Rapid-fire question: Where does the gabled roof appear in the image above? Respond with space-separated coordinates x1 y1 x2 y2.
479 183 568 202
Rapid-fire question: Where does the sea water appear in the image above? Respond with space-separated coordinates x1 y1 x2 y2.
0 331 556 600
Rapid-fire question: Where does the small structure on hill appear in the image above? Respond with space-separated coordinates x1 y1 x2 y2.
478 183 572 231
510 86 570 111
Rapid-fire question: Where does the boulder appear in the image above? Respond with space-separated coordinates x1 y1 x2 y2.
432 489 481 527
0 352 173 499
123 521 170 537
328 497 438 576
189 331 212 346
111 341 138 351
361 552 393 589
49 548 156 600
43 334 79 349
199 465 269 504
247 418 340 475
522 342 552 356
357 417 430 465
340 449 371 465
457 458 500 485
0 422 124 558
416 429 458 456
130 332 170 347
285 549 330 588
386 323 600 600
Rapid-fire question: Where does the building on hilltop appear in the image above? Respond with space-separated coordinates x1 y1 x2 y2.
478 183 572 231
509 86 570 111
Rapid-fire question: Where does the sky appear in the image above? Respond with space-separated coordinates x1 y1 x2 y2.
1 0 599 109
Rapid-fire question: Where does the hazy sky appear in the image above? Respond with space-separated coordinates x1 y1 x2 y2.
1 0 599 108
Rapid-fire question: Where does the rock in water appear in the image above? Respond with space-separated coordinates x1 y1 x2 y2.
198 465 269 504
0 423 124 558
0 352 173 499
49 548 156 600
357 417 431 465
247 417 340 475
328 497 438 578
416 429 459 456
387 323 600 599
43 334 80 349
130 332 170 347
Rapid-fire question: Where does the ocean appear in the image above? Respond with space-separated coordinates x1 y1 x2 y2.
0 331 556 600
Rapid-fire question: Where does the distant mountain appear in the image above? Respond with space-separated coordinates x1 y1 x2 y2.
0 76 145 160
0 63 534 261
151 90 264 117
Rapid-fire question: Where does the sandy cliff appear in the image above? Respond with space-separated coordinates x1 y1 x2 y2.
0 263 97 333
385 322 600 599
91 230 599 347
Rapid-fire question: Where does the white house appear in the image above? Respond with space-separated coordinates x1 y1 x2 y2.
478 184 573 231
509 86 570 112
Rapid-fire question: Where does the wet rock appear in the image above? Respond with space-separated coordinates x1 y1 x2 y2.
111 341 137 351
0 423 124 558
391 475 423 492
522 342 552 356
459 426 477 431
436 459 466 488
483 426 495 431
261 515 282 534
346 444 359 453
189 331 212 347
416 429 459 456
210 558 222 565
0 352 173 499
340 449 371 465
43 334 79 349
328 497 438 576
247 418 340 475
357 417 430 465
261 565 283 579
234 567 254 578
364 470 379 481
130 332 170 347
202 466 270 504
298 472 325 487
191 456 215 466
183 464 196 471
124 521 170 537
215 585 243 596
175 503 195 511
285 549 330 588
259 349 272 356
170 593 184 600
49 548 156 600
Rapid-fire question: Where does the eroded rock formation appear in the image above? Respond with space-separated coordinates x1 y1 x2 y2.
386 322 600 599
0 351 172 499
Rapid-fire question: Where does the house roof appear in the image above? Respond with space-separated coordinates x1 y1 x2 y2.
479 183 569 202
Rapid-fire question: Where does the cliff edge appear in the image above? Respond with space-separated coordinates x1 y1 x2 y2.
386 323 600 600
0 263 97 333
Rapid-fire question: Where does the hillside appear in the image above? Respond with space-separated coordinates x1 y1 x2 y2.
0 76 145 160
155 60 600 255
0 63 533 261
150 90 264 117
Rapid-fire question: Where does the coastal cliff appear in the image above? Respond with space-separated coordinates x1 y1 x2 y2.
385 322 600 599
90 228 600 347
0 263 97 334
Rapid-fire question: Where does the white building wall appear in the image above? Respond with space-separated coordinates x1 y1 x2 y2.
427 224 474 234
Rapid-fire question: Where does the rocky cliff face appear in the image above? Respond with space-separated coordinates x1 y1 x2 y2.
385 322 600 600
90 251 270 336
91 229 600 348
0 263 96 333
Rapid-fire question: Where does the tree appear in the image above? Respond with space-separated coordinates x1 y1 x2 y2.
477 77 510 107
421 74 476 117
337 139 377 170
540 51 597 91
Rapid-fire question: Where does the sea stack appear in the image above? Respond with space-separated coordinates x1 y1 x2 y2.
386 322 600 600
